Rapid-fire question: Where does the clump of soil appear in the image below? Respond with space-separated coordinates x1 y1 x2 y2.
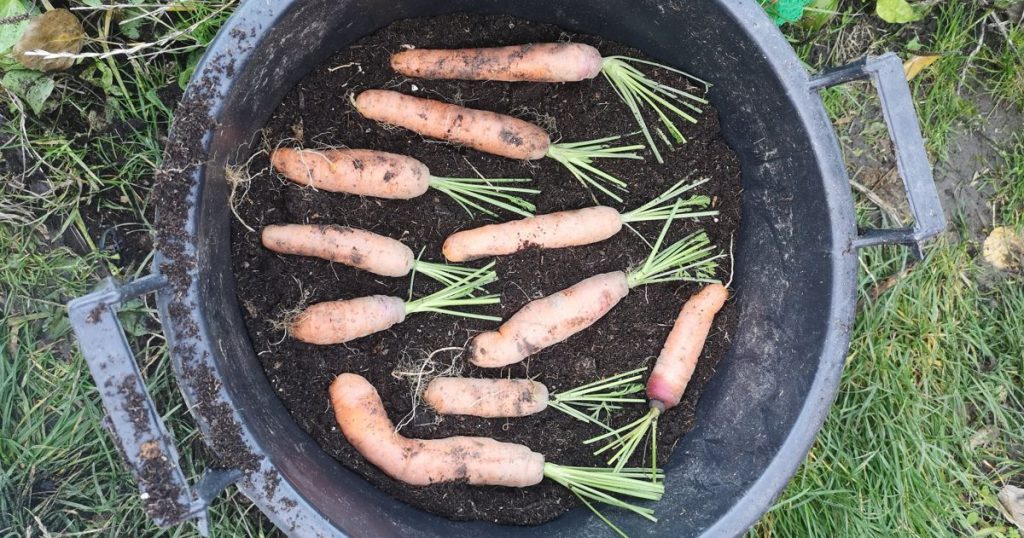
230 13 742 525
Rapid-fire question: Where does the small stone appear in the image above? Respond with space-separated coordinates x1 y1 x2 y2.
13 9 86 72
982 226 1024 271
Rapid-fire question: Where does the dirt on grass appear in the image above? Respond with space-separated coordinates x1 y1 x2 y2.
229 13 742 525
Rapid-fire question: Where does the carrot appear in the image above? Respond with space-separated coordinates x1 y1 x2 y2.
424 369 646 427
272 148 430 198
262 224 488 286
443 178 716 262
469 271 630 368
586 283 729 474
331 373 665 533
391 43 604 83
290 264 500 345
271 147 538 218
470 202 724 368
354 90 644 202
331 373 544 487
354 90 549 160
646 283 729 408
389 45 710 163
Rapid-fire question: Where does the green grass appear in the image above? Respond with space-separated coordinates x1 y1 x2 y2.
1 1 1022 536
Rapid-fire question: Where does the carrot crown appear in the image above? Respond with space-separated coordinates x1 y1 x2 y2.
547 368 646 430
404 262 501 321
620 176 718 224
543 463 665 538
428 176 539 218
545 135 645 203
625 201 724 289
600 56 710 164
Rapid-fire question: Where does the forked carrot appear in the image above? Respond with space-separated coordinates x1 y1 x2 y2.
271 147 538 217
331 373 665 536
390 44 710 163
262 224 486 287
586 283 729 474
354 90 644 202
443 178 715 262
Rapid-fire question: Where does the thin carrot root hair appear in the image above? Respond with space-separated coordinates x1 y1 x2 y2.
392 346 465 432
545 135 645 204
269 277 315 342
600 56 710 164
224 147 270 233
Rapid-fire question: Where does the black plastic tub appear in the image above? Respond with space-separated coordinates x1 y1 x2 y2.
68 1 945 536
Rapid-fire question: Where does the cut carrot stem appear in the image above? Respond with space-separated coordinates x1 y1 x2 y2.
389 44 710 163
354 90 642 202
271 147 538 217
469 202 722 368
262 224 485 287
442 177 716 262
331 372 664 535
291 263 500 345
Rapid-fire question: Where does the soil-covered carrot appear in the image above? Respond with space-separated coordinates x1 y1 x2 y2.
391 43 604 83
390 44 709 163
586 283 729 473
331 373 665 535
470 203 723 368
443 178 715 262
262 224 488 286
290 264 499 345
354 90 644 202
423 369 645 425
271 147 538 217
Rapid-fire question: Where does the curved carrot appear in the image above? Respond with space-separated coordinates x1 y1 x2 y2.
291 296 406 345
330 373 545 487
470 271 630 368
271 148 431 199
424 378 548 418
391 43 604 83
354 90 550 160
646 283 729 408
262 225 414 277
442 206 622 262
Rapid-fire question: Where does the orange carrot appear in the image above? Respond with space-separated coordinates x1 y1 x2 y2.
262 225 414 277
423 378 548 418
443 206 622 262
470 271 630 368
330 373 545 487
271 148 430 199
354 90 550 160
291 295 406 345
391 43 604 82
646 283 729 408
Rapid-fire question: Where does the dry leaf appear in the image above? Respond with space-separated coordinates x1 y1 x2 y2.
903 54 941 81
13 9 85 72
997 485 1024 532
982 226 1024 271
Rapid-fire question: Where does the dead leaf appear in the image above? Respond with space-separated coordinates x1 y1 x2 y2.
13 9 85 72
997 485 1024 532
968 425 999 450
982 226 1024 271
903 53 941 82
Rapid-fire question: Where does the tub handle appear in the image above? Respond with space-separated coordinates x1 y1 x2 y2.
67 275 242 536
810 52 946 258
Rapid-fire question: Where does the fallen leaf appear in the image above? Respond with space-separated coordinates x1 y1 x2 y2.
982 226 1024 271
876 0 924 23
0 0 33 53
968 425 999 450
1 69 55 114
903 53 941 81
997 485 1024 532
13 8 85 72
